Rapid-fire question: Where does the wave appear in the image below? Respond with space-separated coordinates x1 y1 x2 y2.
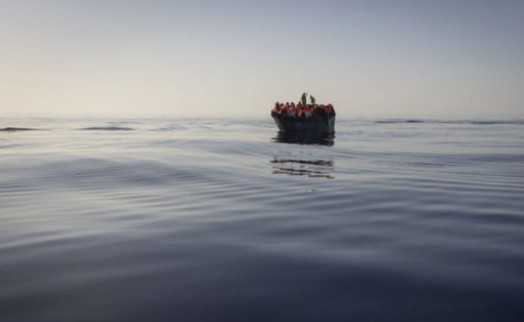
80 126 134 131
467 120 523 125
376 119 424 124
375 119 524 125
153 125 181 132
0 127 40 132
1 115 524 322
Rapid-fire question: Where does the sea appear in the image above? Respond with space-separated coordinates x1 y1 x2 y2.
1 115 523 322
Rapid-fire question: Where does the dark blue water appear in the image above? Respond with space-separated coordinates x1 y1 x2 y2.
1 116 523 322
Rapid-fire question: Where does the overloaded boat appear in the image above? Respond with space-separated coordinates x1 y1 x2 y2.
271 95 336 133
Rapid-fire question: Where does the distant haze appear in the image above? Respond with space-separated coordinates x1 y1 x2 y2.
1 0 523 116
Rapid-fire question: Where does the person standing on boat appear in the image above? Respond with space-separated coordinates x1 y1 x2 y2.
310 95 316 106
301 92 307 105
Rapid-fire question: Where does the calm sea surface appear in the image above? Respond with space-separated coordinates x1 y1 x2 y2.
1 116 523 321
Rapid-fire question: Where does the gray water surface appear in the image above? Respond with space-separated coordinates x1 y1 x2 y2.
1 116 523 321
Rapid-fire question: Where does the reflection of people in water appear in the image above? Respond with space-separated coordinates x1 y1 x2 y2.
271 157 334 179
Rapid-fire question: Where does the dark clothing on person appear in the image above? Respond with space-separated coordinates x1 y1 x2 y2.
301 93 307 105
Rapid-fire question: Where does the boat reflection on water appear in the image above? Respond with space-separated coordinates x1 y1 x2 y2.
271 157 334 179
273 130 335 146
271 130 335 179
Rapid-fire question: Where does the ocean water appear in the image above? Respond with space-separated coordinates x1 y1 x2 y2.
1 116 523 322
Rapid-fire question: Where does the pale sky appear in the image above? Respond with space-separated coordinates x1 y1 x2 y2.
0 0 523 116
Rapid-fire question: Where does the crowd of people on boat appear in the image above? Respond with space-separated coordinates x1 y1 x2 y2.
272 92 335 118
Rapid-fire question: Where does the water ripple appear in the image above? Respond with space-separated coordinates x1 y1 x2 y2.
80 126 134 131
1 116 523 321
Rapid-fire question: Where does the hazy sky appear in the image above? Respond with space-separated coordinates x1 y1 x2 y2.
1 0 523 116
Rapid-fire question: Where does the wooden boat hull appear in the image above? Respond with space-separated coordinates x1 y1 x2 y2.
271 113 336 133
